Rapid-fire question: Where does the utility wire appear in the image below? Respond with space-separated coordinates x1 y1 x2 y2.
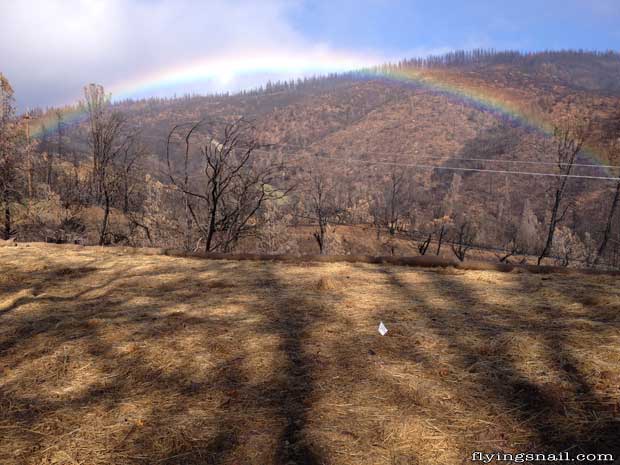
345 152 617 169
264 143 620 169
143 136 620 181
308 154 620 181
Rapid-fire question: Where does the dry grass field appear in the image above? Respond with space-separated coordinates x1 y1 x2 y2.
1 244 620 465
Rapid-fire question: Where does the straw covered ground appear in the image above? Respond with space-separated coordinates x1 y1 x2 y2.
1 244 619 465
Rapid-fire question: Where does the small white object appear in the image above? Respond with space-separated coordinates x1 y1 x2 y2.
378 321 388 336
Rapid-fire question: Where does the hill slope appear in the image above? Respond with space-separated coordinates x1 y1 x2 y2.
108 51 620 244
21 51 620 263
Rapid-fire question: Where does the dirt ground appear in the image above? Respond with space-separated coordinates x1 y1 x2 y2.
1 243 619 465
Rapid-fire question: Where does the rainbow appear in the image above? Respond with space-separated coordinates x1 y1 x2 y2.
109 51 381 101
357 65 613 170
30 105 86 139
363 65 547 130
29 53 611 171
30 50 380 138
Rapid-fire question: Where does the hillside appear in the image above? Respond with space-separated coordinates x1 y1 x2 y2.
1 243 619 464
12 50 620 267
110 51 620 156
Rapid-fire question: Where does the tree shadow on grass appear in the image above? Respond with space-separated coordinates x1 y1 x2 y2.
7 252 618 464
0 261 263 464
374 266 620 462
255 266 329 465
0 257 339 464
0 265 101 317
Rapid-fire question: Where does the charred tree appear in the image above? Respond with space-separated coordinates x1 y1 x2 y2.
0 74 23 240
451 220 476 262
537 114 591 265
166 117 287 253
595 137 620 266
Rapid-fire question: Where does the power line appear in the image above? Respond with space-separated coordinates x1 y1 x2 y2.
309 155 620 181
267 143 620 170
157 149 620 182
140 136 619 181
363 152 617 169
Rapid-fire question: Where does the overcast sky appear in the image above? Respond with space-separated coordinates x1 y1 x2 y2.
2 0 619 110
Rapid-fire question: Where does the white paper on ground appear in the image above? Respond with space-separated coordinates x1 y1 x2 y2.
378 321 388 336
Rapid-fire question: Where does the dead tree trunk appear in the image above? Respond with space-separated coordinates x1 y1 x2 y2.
595 181 620 266
537 114 590 265
313 223 326 255
418 233 431 255
436 225 446 255
2 194 12 240
0 75 20 240
99 186 111 245
451 221 476 262
594 139 620 266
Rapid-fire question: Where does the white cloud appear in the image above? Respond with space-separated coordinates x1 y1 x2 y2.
0 0 384 109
